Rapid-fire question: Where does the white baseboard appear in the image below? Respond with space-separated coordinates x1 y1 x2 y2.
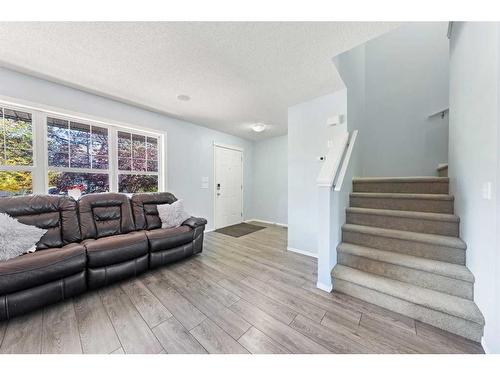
316 281 333 292
245 218 288 228
286 246 318 258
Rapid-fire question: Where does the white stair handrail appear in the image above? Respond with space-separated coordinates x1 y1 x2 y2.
316 131 349 187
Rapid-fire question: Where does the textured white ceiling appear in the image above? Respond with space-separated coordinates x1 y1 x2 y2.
0 22 400 140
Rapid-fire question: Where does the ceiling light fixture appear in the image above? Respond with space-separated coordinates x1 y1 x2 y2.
177 94 190 101
251 123 266 133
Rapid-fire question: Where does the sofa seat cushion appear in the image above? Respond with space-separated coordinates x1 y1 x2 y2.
0 243 86 295
83 231 148 268
145 226 193 252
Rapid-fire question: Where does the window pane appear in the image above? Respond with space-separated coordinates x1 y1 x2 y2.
118 131 131 157
147 160 158 172
47 117 69 167
146 137 158 172
118 157 131 171
0 171 32 197
132 134 146 172
48 171 109 195
91 126 108 169
69 122 91 168
2 108 33 166
118 174 158 193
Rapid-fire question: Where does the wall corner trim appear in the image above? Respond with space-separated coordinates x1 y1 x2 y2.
286 246 318 258
245 219 288 228
316 281 333 293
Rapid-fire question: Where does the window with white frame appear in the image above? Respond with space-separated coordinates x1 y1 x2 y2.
0 106 34 197
47 117 110 195
0 99 164 197
117 131 160 193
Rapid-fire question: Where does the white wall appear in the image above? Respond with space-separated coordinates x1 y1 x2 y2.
288 90 347 256
335 22 449 177
251 135 288 225
0 67 254 231
448 22 500 354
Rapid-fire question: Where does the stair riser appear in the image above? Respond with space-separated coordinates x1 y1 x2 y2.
342 230 466 265
333 279 483 342
338 252 473 300
350 196 454 214
353 181 449 194
346 211 459 237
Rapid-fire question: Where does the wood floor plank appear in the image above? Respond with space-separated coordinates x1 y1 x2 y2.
111 347 125 354
206 239 311 285
206 236 315 284
415 320 484 354
189 319 249 354
266 277 363 330
240 276 326 322
321 310 361 334
165 270 251 340
0 310 43 354
74 292 121 354
153 316 207 354
41 300 82 354
120 278 173 328
238 326 290 354
142 274 207 331
290 314 373 354
99 286 163 354
193 256 247 281
218 278 298 325
230 299 330 354
176 263 241 307
357 313 437 354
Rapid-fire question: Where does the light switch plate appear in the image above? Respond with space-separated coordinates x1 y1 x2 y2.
482 182 492 200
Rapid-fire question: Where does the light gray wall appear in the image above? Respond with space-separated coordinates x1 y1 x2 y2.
288 89 347 255
251 135 288 225
335 22 449 177
449 22 500 354
0 67 254 231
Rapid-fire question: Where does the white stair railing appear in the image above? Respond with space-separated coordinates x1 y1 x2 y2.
316 130 359 292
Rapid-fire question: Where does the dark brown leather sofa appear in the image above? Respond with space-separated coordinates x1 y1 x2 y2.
0 192 207 320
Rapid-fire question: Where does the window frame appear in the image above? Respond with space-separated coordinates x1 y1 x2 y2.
0 96 167 195
0 103 39 195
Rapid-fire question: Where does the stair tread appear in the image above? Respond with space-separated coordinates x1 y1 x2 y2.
332 265 484 325
353 176 449 183
337 242 474 282
346 207 459 222
351 192 454 200
342 224 467 250
352 176 450 183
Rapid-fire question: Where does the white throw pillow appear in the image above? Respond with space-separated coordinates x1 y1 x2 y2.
0 213 48 262
157 200 191 229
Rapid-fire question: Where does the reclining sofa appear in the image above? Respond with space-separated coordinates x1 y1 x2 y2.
0 192 207 320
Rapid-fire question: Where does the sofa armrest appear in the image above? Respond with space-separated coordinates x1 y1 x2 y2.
182 217 208 229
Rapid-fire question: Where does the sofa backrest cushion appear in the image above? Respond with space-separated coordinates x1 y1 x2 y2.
131 192 177 230
78 193 136 239
0 195 81 250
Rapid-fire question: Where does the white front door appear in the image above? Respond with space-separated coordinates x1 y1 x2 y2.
214 145 243 229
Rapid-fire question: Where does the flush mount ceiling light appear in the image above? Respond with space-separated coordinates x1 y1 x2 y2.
251 123 266 132
177 94 190 101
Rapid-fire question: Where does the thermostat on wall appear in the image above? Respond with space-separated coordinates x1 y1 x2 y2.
327 114 344 126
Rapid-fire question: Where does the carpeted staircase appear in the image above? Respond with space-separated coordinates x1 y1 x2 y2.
332 177 485 342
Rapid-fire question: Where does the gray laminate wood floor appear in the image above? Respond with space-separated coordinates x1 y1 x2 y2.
0 223 484 354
